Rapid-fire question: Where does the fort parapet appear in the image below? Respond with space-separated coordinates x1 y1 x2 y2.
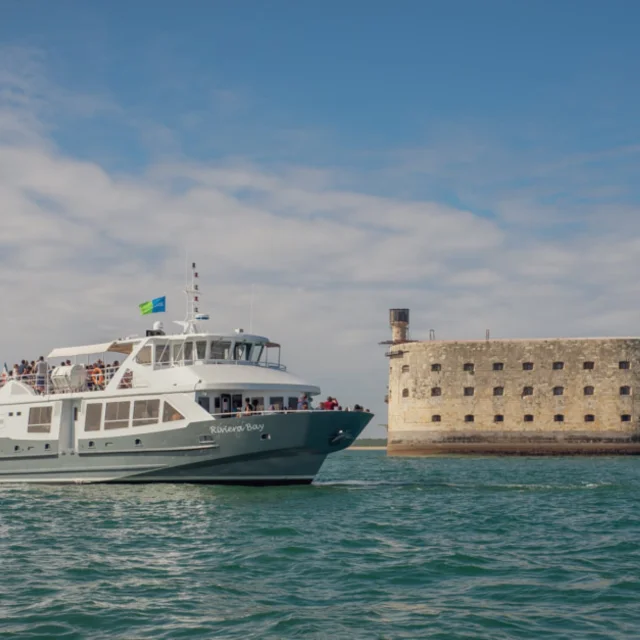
386 325 640 455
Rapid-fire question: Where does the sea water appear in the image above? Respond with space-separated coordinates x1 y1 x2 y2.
1 452 639 639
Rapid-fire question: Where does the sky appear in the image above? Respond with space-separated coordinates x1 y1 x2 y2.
2 1 640 437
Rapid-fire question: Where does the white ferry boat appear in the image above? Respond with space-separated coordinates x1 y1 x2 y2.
0 265 372 484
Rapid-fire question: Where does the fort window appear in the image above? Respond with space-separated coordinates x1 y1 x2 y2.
431 387 441 397
619 361 630 370
493 362 504 371
494 414 504 423
522 386 533 396
620 386 631 396
431 363 441 372
621 414 632 422
522 362 534 371
554 414 565 422
493 386 504 396
584 386 594 396
401 365 410 373
524 414 534 422
464 387 474 397
584 414 595 422
402 388 410 398
553 361 564 370
463 363 474 373
553 386 564 396
431 415 441 422
464 414 474 423
583 361 595 370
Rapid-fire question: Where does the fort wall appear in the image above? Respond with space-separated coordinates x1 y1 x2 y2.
387 338 640 455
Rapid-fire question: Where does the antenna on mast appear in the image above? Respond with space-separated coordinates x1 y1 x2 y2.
176 260 209 334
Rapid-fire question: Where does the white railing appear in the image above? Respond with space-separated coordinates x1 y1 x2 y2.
0 365 127 396
153 359 287 371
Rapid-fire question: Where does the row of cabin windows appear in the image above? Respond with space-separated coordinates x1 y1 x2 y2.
198 395 299 413
406 385 634 398
430 414 632 423
421 361 631 373
84 400 184 431
144 340 265 366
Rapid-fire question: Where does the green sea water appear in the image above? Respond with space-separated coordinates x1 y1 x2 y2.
1 452 639 639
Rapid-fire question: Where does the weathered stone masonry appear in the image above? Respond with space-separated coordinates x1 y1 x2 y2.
387 337 640 455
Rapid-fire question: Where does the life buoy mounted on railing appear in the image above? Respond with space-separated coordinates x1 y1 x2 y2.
91 367 104 387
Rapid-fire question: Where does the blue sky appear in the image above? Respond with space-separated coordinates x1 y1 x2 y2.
2 1 640 435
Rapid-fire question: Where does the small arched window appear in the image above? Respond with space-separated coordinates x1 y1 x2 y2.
431 414 441 422
431 387 441 397
621 414 632 422
522 386 534 396
463 363 474 373
552 361 564 370
619 361 630 370
494 414 504 423
431 363 441 372
553 386 564 396
554 414 564 422
584 386 594 396
583 361 595 370
464 414 474 423
492 362 504 371
493 386 504 396
524 414 534 422
402 388 409 398
523 362 534 371
620 386 631 396
584 414 595 422
401 365 410 373
463 387 474 397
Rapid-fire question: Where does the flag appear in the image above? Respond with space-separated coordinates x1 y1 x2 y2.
139 296 166 315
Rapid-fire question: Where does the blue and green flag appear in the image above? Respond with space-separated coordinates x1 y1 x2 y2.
139 296 166 315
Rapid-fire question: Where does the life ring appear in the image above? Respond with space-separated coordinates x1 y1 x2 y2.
92 367 104 386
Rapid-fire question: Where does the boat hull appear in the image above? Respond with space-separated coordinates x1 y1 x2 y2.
0 411 373 485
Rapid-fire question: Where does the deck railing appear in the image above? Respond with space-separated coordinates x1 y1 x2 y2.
0 366 125 396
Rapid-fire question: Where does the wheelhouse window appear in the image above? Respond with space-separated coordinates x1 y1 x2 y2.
84 403 102 431
154 343 170 366
234 343 250 361
163 402 184 422
195 341 207 361
250 345 264 363
132 400 160 427
104 402 131 429
210 341 231 360
28 406 52 433
135 346 152 366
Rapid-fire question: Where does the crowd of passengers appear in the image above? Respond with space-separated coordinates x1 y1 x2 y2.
229 394 371 416
2 357 123 393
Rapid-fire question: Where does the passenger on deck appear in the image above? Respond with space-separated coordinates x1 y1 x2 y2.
243 398 254 415
35 357 47 393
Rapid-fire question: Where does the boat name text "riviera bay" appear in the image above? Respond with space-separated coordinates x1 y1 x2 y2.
209 423 265 435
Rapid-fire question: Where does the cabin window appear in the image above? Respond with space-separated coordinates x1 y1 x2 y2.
584 414 595 422
584 386 594 396
195 341 207 360
198 396 211 413
553 386 564 396
210 341 231 360
214 397 221 411
493 362 504 371
287 397 298 410
104 402 131 430
523 362 534 371
132 400 160 427
463 363 474 373
27 406 53 433
431 387 441 397
553 361 564 370
493 386 504 396
250 397 264 412
84 404 102 431
154 344 170 365
431 363 441 372
432 414 441 422
135 346 152 366
583 361 595 370
619 361 630 370
163 402 185 422
269 396 284 410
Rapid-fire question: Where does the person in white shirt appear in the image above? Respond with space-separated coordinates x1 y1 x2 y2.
35 357 47 393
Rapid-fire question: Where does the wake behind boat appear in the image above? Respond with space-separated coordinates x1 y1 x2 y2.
0 264 372 485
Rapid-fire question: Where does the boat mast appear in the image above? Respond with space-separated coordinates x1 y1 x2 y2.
182 261 201 334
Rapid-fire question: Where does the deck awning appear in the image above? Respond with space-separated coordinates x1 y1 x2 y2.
47 342 116 359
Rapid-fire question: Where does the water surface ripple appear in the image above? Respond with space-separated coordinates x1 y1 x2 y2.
1 453 639 639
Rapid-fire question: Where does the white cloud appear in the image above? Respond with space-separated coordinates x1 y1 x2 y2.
2 49 640 436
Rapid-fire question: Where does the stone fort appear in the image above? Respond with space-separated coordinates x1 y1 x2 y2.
385 309 640 455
